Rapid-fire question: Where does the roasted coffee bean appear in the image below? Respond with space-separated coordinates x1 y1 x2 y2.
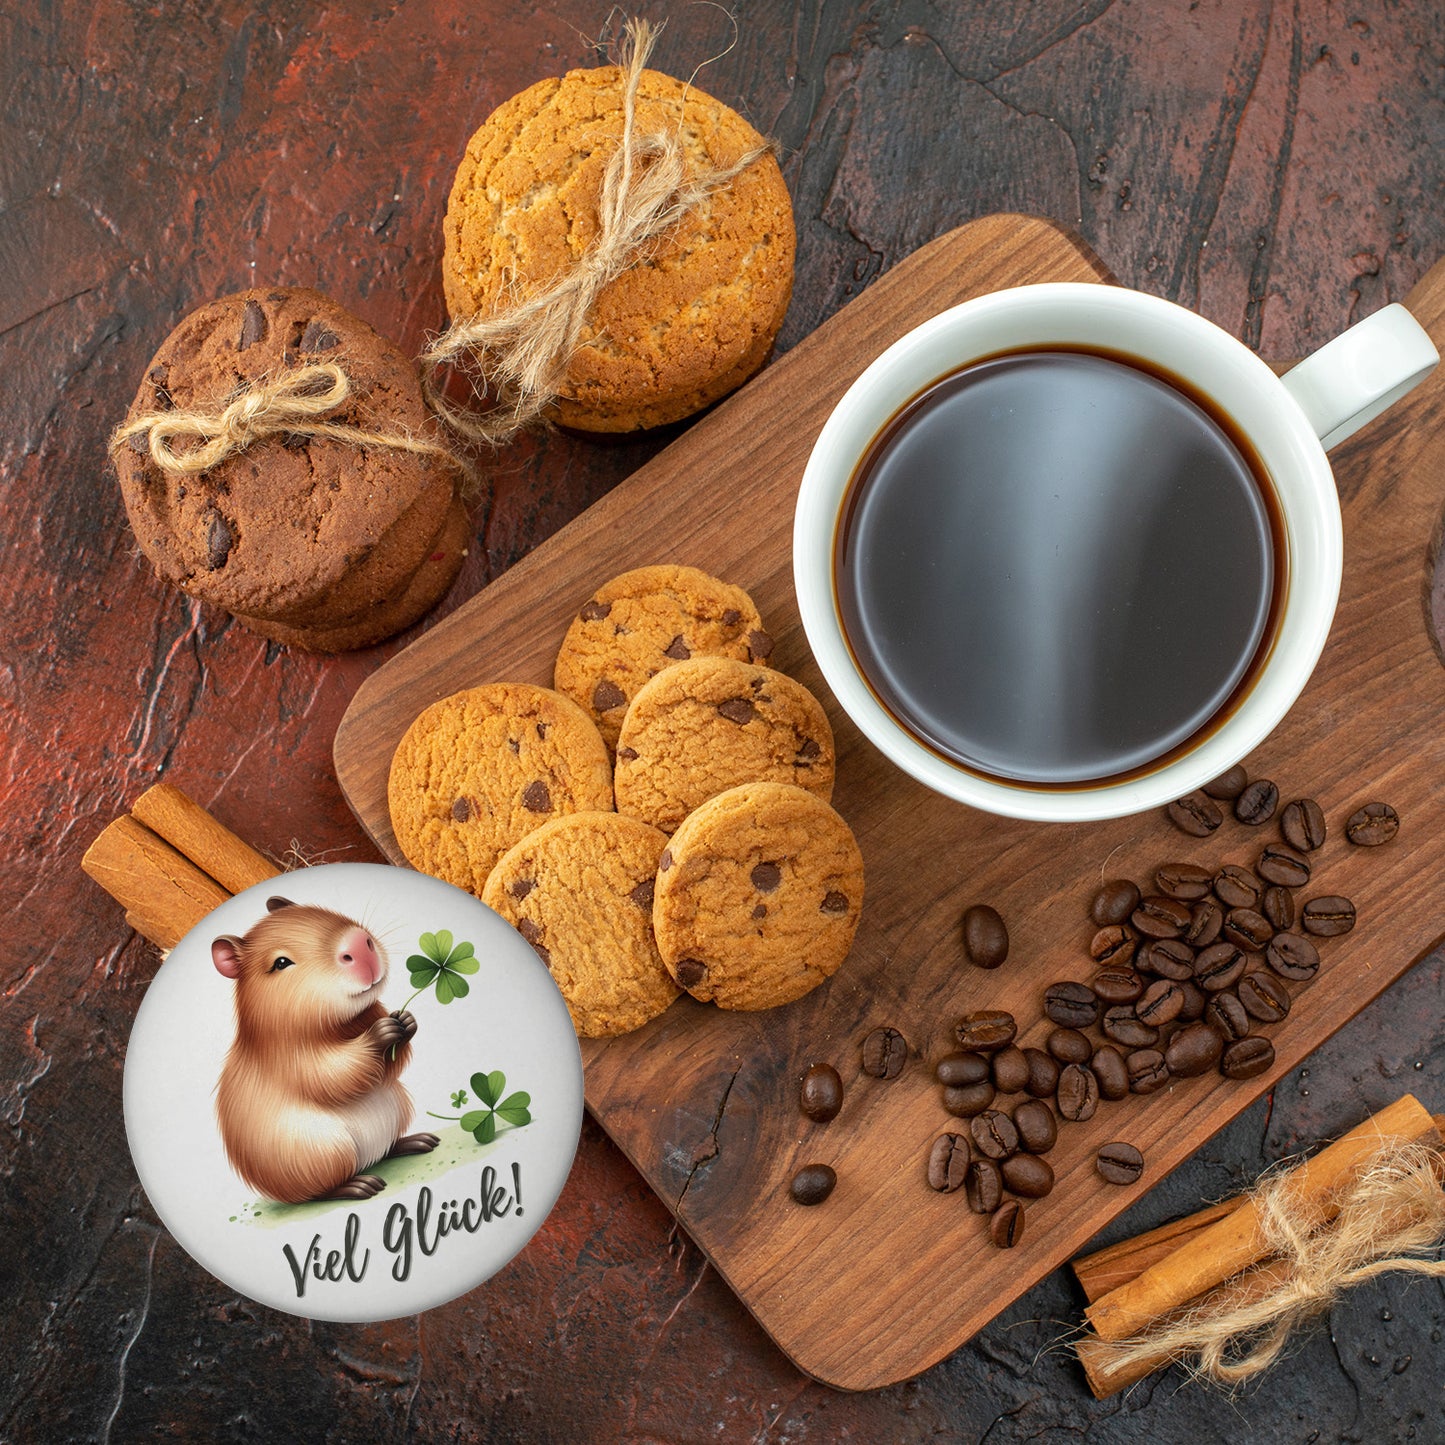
1168 790 1223 836
1177 980 1207 1022
1262 884 1297 931
1346 801 1399 847
1047 1027 1093 1065
1012 1099 1058 1154
1132 895 1192 938
1103 1005 1160 1048
1090 925 1138 967
1096 1142 1146 1185
1238 971 1291 1023
1091 1045 1130 1100
799 1063 844 1122
969 1109 1019 1160
1266 931 1321 981
1044 981 1100 1028
1127 1048 1170 1094
1155 862 1214 901
1223 907 1273 952
1136 979 1184 1026
1302 895 1356 936
991 1045 1030 1095
1235 778 1279 825
936 1051 992 1087
927 1132 971 1192
1056 1063 1100 1121
962 903 1009 969
1221 1035 1276 1079
990 1200 1025 1248
1258 842 1311 888
1023 1048 1060 1099
1185 896 1225 947
1165 1021 1224 1076
1213 864 1263 910
1090 878 1141 927
1205 991 1251 1042
955 1010 1018 1052
1002 1153 1055 1199
942 1082 996 1118
1194 941 1247 992
862 1026 908 1078
1092 967 1145 1005
1280 797 1327 852
1138 938 1196 981
1204 764 1249 800
790 1164 837 1205
965 1158 1003 1214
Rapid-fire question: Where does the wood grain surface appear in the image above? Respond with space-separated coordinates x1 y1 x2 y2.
7 2 1445 1439
335 215 1445 1388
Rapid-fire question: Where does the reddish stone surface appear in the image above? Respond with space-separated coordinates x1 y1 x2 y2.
2 3 1443 1440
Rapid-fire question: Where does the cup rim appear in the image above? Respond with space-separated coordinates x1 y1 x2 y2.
792 282 1343 822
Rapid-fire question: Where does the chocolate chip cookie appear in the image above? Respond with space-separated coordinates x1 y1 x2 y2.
482 812 678 1037
652 782 864 1010
614 657 835 832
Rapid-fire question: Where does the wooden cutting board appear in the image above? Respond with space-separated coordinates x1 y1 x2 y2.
334 214 1445 1390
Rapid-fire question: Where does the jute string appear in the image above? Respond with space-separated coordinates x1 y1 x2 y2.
1090 1137 1445 1385
110 363 464 476
420 16 776 446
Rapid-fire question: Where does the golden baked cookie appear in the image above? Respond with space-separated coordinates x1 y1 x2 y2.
388 683 613 893
482 812 678 1038
441 66 795 432
652 782 864 1011
614 657 835 832
554 564 772 749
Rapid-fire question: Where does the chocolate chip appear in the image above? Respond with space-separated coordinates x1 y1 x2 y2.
628 878 654 908
508 878 535 901
204 509 234 570
751 904 767 919
592 679 626 712
149 364 173 410
299 318 340 352
507 738 520 754
675 959 707 988
126 429 151 455
536 722 549 739
662 635 691 660
580 600 611 621
797 738 821 760
517 919 549 962
521 780 551 812
617 746 639 762
238 298 267 351
747 629 773 660
820 891 849 914
717 698 757 725
659 849 673 871
450 797 473 823
751 862 782 892
721 608 742 626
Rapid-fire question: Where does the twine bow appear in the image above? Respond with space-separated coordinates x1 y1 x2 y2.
421 17 777 446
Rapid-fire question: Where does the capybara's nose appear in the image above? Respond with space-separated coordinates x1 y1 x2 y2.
337 928 381 986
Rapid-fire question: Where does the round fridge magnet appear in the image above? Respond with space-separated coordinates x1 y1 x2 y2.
124 863 584 1321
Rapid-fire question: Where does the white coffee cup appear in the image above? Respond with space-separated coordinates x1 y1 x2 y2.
793 284 1437 822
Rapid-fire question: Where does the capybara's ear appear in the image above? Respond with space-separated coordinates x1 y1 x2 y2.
266 897 297 913
212 937 244 978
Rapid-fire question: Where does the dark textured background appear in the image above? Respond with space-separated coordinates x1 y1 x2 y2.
3 2 1444 1440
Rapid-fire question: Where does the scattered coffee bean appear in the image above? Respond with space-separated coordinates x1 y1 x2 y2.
1203 764 1249 800
1091 1045 1130 1100
799 1063 843 1121
955 1010 1018 1052
862 1026 908 1079
1265 931 1321 982
1168 791 1223 836
1235 778 1279 825
1156 862 1214 901
1213 864 1263 910
1205 991 1251 1042
942 1081 997 1117
1166 1021 1224 1077
990 1199 1025 1248
1103 1005 1159 1048
965 1158 1003 1214
1002 1153 1055 1199
1280 797 1327 852
1092 967 1145 1005
1012 1099 1058 1153
1346 801 1399 847
1238 971 1291 1023
1127 1048 1170 1094
1136 979 1184 1026
1096 1142 1146 1185
1132 895 1192 938
1185 897 1225 947
1044 981 1100 1028
1194 940 1247 992
1091 878 1141 926
1023 1048 1060 1099
927 1133 970 1192
970 1109 1019 1160
1177 980 1208 1022
1221 1034 1275 1079
962 903 1009 969
1056 1063 1100 1121
1047 1027 1093 1065
790 1164 837 1205
1090 925 1138 967
1138 938 1196 981
1223 908 1273 953
1261 884 1297 930
991 1045 1030 1095
1302 895 1356 937
936 1051 992 1086
1258 842 1311 888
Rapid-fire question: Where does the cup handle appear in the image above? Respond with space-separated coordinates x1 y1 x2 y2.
1279 303 1438 451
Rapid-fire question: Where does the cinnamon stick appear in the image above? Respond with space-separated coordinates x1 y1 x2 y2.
1072 1196 1244 1304
130 783 279 895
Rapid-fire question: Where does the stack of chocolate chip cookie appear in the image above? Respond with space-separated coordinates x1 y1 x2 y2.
388 564 864 1037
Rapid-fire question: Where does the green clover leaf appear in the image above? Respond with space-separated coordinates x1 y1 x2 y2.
450 1089 468 1108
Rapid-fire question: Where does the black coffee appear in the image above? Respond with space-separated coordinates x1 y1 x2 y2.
835 349 1285 785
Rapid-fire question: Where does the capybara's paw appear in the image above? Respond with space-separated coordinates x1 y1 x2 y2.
368 1015 408 1052
392 1009 418 1041
326 1173 386 1200
388 1132 440 1157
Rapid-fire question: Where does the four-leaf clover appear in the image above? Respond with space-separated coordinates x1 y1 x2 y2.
458 1070 531 1145
450 1089 468 1109
405 930 479 1005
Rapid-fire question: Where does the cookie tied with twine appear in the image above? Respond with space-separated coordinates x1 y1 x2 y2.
432 18 795 439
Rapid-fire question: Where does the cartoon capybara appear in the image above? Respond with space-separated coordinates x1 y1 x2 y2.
211 897 438 1203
